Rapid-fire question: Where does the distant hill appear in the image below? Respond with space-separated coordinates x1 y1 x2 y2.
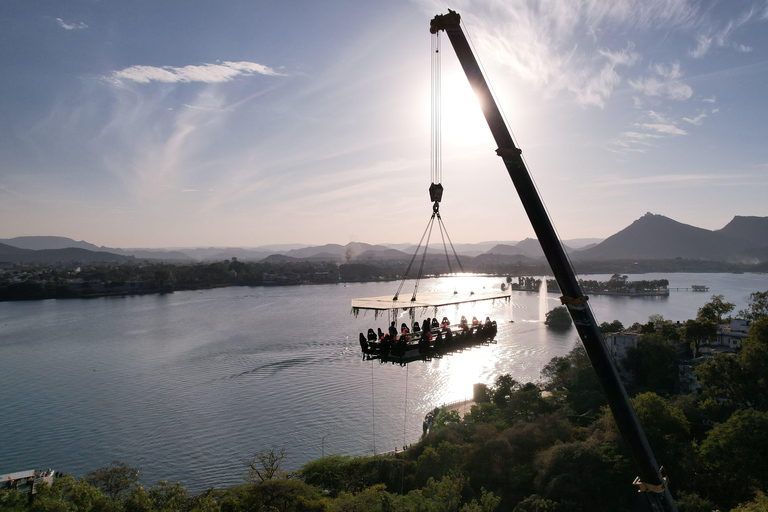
716 216 768 248
485 244 528 257
0 242 29 257
109 248 194 261
260 254 300 263
382 241 520 257
473 253 534 265
0 244 133 264
485 238 574 259
574 213 762 261
0 236 101 252
285 242 393 261
356 248 412 261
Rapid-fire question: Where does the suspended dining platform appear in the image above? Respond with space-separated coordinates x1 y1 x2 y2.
351 289 511 312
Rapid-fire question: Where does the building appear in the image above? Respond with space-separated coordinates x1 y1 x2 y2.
604 331 639 362
716 319 751 350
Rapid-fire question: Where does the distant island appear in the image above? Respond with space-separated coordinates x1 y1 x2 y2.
512 274 672 297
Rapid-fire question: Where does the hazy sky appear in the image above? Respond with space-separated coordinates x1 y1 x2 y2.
2 1 767 248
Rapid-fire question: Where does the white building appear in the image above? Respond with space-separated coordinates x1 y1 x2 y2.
716 319 751 350
604 331 639 362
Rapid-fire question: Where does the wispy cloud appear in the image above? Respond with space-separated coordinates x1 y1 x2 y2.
593 173 743 187
690 35 712 58
56 18 88 30
702 96 716 103
108 61 284 85
683 112 707 125
623 131 664 140
446 0 701 108
690 5 762 58
635 123 688 135
614 109 689 151
628 62 692 100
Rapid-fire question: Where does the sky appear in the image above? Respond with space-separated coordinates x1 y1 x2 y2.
1 0 767 248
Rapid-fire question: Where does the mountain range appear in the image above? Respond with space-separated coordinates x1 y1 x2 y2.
2 214 767 265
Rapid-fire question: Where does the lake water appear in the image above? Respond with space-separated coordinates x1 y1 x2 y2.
1 272 767 490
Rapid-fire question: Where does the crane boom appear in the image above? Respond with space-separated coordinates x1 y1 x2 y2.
430 10 677 512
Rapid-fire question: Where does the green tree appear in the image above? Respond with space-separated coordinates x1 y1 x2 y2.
680 319 717 357
544 307 571 331
299 455 350 496
221 479 327 512
738 290 768 321
599 320 624 334
631 393 690 472
85 461 141 500
697 294 735 324
621 333 677 393
33 475 120 512
491 374 518 406
699 409 768 508
696 317 768 413
0 488 31 512
541 345 604 415
732 492 768 512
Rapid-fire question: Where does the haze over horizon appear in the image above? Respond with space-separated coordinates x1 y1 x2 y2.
2 1 768 249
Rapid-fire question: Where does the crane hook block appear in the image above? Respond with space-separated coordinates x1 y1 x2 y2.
430 9 461 34
429 183 444 203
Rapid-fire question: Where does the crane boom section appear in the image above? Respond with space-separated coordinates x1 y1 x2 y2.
431 10 677 512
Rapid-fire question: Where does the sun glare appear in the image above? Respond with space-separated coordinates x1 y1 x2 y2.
440 71 490 146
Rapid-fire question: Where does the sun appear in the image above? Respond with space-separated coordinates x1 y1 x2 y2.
440 70 491 146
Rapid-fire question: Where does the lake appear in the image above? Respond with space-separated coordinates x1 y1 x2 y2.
1 272 766 490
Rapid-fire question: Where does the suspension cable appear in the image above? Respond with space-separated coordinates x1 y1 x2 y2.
437 215 453 273
437 213 465 273
371 359 376 455
431 32 442 186
393 213 436 301
411 212 436 301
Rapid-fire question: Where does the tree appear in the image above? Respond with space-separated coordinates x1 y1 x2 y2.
85 461 141 500
492 374 518 406
541 345 604 415
631 393 690 471
732 492 768 512
738 290 768 321
599 320 624 334
680 319 717 357
544 306 572 330
245 448 288 483
697 294 735 324
696 317 768 413
621 333 677 393
699 409 768 508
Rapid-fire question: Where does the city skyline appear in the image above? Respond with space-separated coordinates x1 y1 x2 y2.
2 1 767 248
